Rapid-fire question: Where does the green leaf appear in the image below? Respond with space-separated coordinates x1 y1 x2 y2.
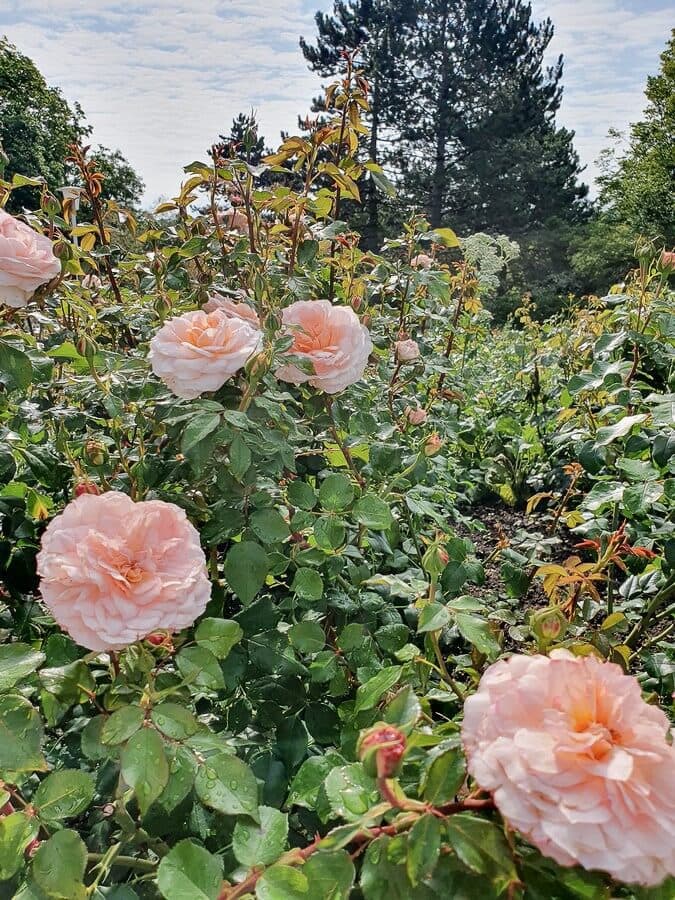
176 646 225 691
33 830 87 900
0 811 39 880
195 618 243 659
421 746 466 804
287 480 317 510
229 434 251 479
407 814 441 885
151 704 200 740
0 342 33 393
417 602 451 633
291 568 324 601
251 508 290 544
431 227 460 247
101 706 145 745
157 839 223 900
445 814 518 893
353 495 394 530
34 769 95 822
324 765 378 821
354 666 402 713
180 412 221 453
288 621 325 654
256 865 308 900
454 614 501 659
594 413 648 446
304 851 355 899
233 806 288 867
0 643 45 691
120 728 169 815
157 745 198 812
313 515 346 550
0 694 46 776
194 753 259 818
319 474 355 511
224 541 269 605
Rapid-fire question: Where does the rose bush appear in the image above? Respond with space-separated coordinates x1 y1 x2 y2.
0 62 673 900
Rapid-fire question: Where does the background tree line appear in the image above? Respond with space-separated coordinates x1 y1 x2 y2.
2 6 673 320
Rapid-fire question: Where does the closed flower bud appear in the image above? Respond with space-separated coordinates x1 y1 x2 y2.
357 723 407 779
74 481 101 498
422 542 449 578
84 440 107 467
404 405 427 426
423 433 443 457
659 250 675 272
76 333 99 360
395 339 420 363
530 606 567 645
52 239 73 261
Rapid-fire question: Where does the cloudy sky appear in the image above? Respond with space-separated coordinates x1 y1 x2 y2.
1 0 671 206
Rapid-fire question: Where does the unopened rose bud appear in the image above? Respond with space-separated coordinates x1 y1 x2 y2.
395 339 420 363
52 239 73 261
357 724 407 779
350 294 363 312
245 348 273 379
659 250 675 272
146 631 170 647
423 433 443 457
530 606 567 645
76 333 99 361
24 838 41 858
404 406 427 426
84 440 107 467
74 481 100 498
411 253 433 270
154 294 172 319
422 543 449 578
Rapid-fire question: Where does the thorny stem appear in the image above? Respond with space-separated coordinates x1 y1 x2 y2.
625 575 675 649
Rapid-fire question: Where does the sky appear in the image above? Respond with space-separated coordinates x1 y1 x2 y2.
0 0 672 207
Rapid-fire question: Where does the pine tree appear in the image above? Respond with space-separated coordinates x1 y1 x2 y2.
300 1 419 247
394 0 587 233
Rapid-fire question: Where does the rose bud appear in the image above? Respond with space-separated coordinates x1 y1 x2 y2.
411 253 433 270
530 606 567 645
422 542 449 578
74 481 101 498
404 406 427 426
395 339 420 363
357 724 407 779
659 250 675 271
24 838 41 858
84 440 107 467
423 433 443 457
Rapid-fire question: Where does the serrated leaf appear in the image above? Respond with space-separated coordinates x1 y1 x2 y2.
233 806 288 867
34 769 95 822
194 753 259 819
120 728 169 815
157 839 222 900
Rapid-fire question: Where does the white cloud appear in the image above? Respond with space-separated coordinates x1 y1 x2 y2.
0 0 668 203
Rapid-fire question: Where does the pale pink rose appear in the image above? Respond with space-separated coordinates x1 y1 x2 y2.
411 253 433 270
395 339 420 363
463 650 675 886
82 273 103 291
37 491 211 651
660 250 675 270
276 299 372 394
149 308 261 400
404 406 427 426
203 295 261 327
219 207 249 234
0 209 61 307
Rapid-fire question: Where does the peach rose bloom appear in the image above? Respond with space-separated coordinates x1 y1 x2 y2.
37 492 211 651
404 405 427 425
660 250 675 270
411 253 433 270
203 294 261 327
149 307 261 400
0 209 61 307
395 339 420 362
219 207 249 234
463 650 675 886
276 299 372 394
